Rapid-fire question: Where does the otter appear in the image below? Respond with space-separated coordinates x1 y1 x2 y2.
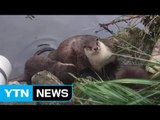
39 35 117 79
24 55 78 84
36 35 119 80
115 65 150 90
10 35 117 84
115 65 150 79
50 35 116 79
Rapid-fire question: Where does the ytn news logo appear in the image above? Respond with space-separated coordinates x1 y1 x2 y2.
0 85 73 102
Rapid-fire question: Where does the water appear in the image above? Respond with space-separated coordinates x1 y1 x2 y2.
0 15 141 79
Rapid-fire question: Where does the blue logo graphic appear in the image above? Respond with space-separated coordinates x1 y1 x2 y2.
0 85 33 102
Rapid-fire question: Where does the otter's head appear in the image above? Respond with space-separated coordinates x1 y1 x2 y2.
83 38 101 56
83 36 114 71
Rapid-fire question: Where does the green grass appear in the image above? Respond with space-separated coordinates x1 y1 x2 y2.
73 78 160 105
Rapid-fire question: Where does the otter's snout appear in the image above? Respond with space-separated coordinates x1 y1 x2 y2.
93 47 99 51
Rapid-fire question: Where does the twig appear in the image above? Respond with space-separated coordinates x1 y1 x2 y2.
99 15 142 28
97 15 142 34
99 25 114 35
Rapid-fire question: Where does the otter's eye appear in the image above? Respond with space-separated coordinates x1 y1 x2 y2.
96 41 99 46
83 45 86 48
96 38 99 41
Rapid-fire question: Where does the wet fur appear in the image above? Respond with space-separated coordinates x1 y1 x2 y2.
54 35 114 76
25 55 78 84
115 65 150 90
116 66 149 79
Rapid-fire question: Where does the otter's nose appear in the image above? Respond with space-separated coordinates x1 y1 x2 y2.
94 47 98 51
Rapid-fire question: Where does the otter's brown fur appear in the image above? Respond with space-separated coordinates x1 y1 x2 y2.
54 35 99 71
116 66 149 79
115 65 150 90
52 35 114 73
24 55 78 84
